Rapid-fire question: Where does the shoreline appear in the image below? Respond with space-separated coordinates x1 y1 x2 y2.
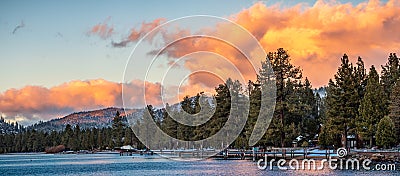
1 149 399 162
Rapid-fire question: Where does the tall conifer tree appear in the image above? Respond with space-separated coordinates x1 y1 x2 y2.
389 80 400 142
357 65 385 147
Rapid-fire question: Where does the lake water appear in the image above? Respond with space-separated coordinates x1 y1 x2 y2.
0 153 398 176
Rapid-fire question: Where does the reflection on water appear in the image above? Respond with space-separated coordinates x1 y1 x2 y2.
0 153 398 176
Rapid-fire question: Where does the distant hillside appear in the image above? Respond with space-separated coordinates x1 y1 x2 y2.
0 117 23 134
9 95 215 132
28 107 138 131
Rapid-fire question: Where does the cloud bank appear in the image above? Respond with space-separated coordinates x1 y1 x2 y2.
0 79 163 125
0 79 210 125
95 0 400 87
239 0 400 86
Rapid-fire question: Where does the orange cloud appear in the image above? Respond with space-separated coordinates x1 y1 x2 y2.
142 0 400 87
0 77 218 125
0 79 165 124
234 0 400 86
111 18 166 47
87 1 399 88
88 17 114 39
148 33 261 94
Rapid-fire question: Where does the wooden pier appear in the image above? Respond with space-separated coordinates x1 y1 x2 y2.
119 148 337 161
212 148 334 161
117 146 399 163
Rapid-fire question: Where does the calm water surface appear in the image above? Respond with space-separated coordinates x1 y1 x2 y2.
0 153 398 176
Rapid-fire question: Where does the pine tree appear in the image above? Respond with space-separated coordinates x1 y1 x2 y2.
244 80 261 147
72 125 81 151
177 96 195 142
124 127 133 146
97 128 103 149
209 82 231 137
62 124 73 150
376 116 396 149
88 128 96 150
161 105 178 149
381 53 400 106
389 80 400 143
325 54 364 148
112 111 125 148
355 57 367 100
138 105 159 149
357 65 386 147
266 48 302 147
285 122 300 146
295 78 319 141
192 93 215 141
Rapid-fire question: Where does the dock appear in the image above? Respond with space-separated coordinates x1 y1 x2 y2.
117 147 400 162
118 148 337 161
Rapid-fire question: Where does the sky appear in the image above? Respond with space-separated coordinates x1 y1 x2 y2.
0 0 399 125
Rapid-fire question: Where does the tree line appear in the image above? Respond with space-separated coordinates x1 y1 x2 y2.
320 53 400 149
0 112 143 153
1 48 399 153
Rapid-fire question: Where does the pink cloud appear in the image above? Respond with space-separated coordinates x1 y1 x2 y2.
131 0 400 87
0 79 165 124
88 17 114 39
111 18 166 47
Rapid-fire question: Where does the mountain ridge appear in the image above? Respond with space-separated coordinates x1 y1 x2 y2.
27 107 138 131
5 94 218 133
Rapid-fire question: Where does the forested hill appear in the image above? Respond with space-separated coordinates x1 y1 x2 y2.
4 89 320 133
0 117 23 134
27 107 138 132
25 95 212 132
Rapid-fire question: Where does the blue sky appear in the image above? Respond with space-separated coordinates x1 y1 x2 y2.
0 0 375 92
0 0 253 92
